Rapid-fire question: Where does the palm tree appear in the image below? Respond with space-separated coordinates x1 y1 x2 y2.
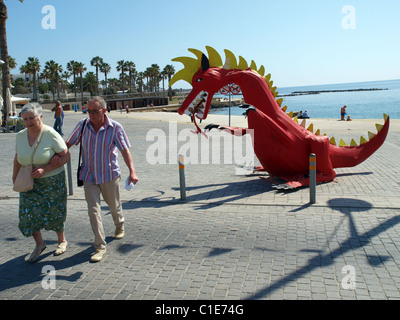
1 0 24 127
160 70 167 93
7 55 16 83
25 57 41 101
55 63 62 99
116 60 127 93
90 56 103 95
83 72 97 96
67 60 78 98
100 61 111 91
61 71 71 93
44 60 58 99
39 70 50 94
136 72 144 93
126 61 136 92
150 64 160 92
75 62 86 100
107 78 119 89
164 64 175 101
19 63 29 88
7 55 16 69
144 68 150 92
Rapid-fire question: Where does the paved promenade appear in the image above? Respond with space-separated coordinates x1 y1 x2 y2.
1 109 400 301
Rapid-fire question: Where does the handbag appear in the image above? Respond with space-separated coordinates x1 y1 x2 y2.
13 128 44 192
77 119 88 187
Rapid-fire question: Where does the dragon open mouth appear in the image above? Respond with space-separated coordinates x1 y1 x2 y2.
183 90 210 119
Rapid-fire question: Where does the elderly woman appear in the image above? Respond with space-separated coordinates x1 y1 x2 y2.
13 103 70 263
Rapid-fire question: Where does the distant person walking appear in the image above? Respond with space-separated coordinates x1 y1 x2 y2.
340 105 347 121
66 96 139 262
52 101 64 136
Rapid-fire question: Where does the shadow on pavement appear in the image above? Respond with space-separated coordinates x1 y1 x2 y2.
0 246 93 294
247 198 400 299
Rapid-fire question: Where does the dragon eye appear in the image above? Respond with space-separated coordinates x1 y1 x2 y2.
196 78 203 82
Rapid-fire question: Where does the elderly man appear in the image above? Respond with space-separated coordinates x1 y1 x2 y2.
66 96 139 262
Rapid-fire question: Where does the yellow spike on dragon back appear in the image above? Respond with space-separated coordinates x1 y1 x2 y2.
170 46 267 87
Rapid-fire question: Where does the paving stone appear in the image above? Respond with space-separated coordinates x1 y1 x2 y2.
1 110 400 301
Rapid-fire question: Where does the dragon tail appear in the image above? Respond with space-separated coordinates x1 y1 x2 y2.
329 114 390 168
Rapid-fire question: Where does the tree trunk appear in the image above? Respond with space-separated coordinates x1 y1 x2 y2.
80 73 83 101
0 0 10 128
32 72 37 101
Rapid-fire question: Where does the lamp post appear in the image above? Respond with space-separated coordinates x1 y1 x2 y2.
219 84 241 127
0 59 6 132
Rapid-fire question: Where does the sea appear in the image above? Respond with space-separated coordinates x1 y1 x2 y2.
210 79 400 119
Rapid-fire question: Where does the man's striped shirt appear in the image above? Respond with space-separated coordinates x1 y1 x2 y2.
67 115 131 184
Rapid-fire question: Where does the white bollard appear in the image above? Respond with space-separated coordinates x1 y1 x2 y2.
309 153 316 204
178 154 186 200
66 161 73 195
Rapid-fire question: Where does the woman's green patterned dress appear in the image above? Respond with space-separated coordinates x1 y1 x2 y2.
19 171 67 237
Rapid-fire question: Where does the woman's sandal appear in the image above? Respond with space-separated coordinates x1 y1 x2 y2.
28 242 47 263
54 241 68 256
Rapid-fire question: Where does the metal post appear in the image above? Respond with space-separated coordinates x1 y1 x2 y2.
309 153 316 204
228 90 231 127
178 154 186 200
66 161 73 195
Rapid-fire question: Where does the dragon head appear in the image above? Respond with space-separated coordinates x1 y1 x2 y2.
169 46 273 133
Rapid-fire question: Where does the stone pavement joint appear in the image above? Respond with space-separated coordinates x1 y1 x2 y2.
1 110 400 300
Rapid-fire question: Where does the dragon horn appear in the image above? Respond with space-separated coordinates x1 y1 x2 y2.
169 49 203 87
206 46 223 67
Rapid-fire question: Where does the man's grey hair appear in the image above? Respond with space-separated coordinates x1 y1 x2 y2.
89 96 107 110
21 103 43 117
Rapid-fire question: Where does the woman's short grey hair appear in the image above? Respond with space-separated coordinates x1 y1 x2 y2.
89 96 107 110
21 103 43 117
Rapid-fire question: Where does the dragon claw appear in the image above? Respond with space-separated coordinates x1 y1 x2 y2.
272 183 294 190
243 106 257 117
204 123 221 131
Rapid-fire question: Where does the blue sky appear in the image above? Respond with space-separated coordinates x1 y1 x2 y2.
5 0 400 89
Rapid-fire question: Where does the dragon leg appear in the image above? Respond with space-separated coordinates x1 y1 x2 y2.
283 136 336 189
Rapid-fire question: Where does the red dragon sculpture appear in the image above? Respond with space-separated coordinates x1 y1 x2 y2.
169 46 390 189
